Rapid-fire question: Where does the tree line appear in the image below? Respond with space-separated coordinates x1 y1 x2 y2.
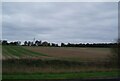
1 40 117 48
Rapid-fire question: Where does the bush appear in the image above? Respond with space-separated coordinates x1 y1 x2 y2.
109 39 119 67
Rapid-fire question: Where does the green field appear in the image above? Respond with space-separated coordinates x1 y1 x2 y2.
2 46 49 59
2 46 118 79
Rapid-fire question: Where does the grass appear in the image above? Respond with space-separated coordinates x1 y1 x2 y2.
2 46 118 79
3 71 118 79
3 58 117 76
2 58 113 68
2 46 50 58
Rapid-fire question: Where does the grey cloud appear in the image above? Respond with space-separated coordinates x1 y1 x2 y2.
2 2 118 43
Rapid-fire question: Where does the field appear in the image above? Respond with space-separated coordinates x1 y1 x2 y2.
2 46 119 79
3 46 111 61
24 46 111 61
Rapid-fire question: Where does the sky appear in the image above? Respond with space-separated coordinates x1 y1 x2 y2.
2 2 118 44
1 0 119 2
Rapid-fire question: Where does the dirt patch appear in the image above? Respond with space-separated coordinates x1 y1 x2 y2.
24 47 111 61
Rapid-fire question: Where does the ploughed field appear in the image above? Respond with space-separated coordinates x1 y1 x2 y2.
3 46 111 61
2 46 118 79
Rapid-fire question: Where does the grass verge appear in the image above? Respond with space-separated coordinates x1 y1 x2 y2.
3 71 118 79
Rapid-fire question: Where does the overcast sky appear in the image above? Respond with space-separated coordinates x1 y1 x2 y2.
2 2 118 44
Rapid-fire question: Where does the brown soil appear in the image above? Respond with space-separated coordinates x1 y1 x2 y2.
24 47 111 61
